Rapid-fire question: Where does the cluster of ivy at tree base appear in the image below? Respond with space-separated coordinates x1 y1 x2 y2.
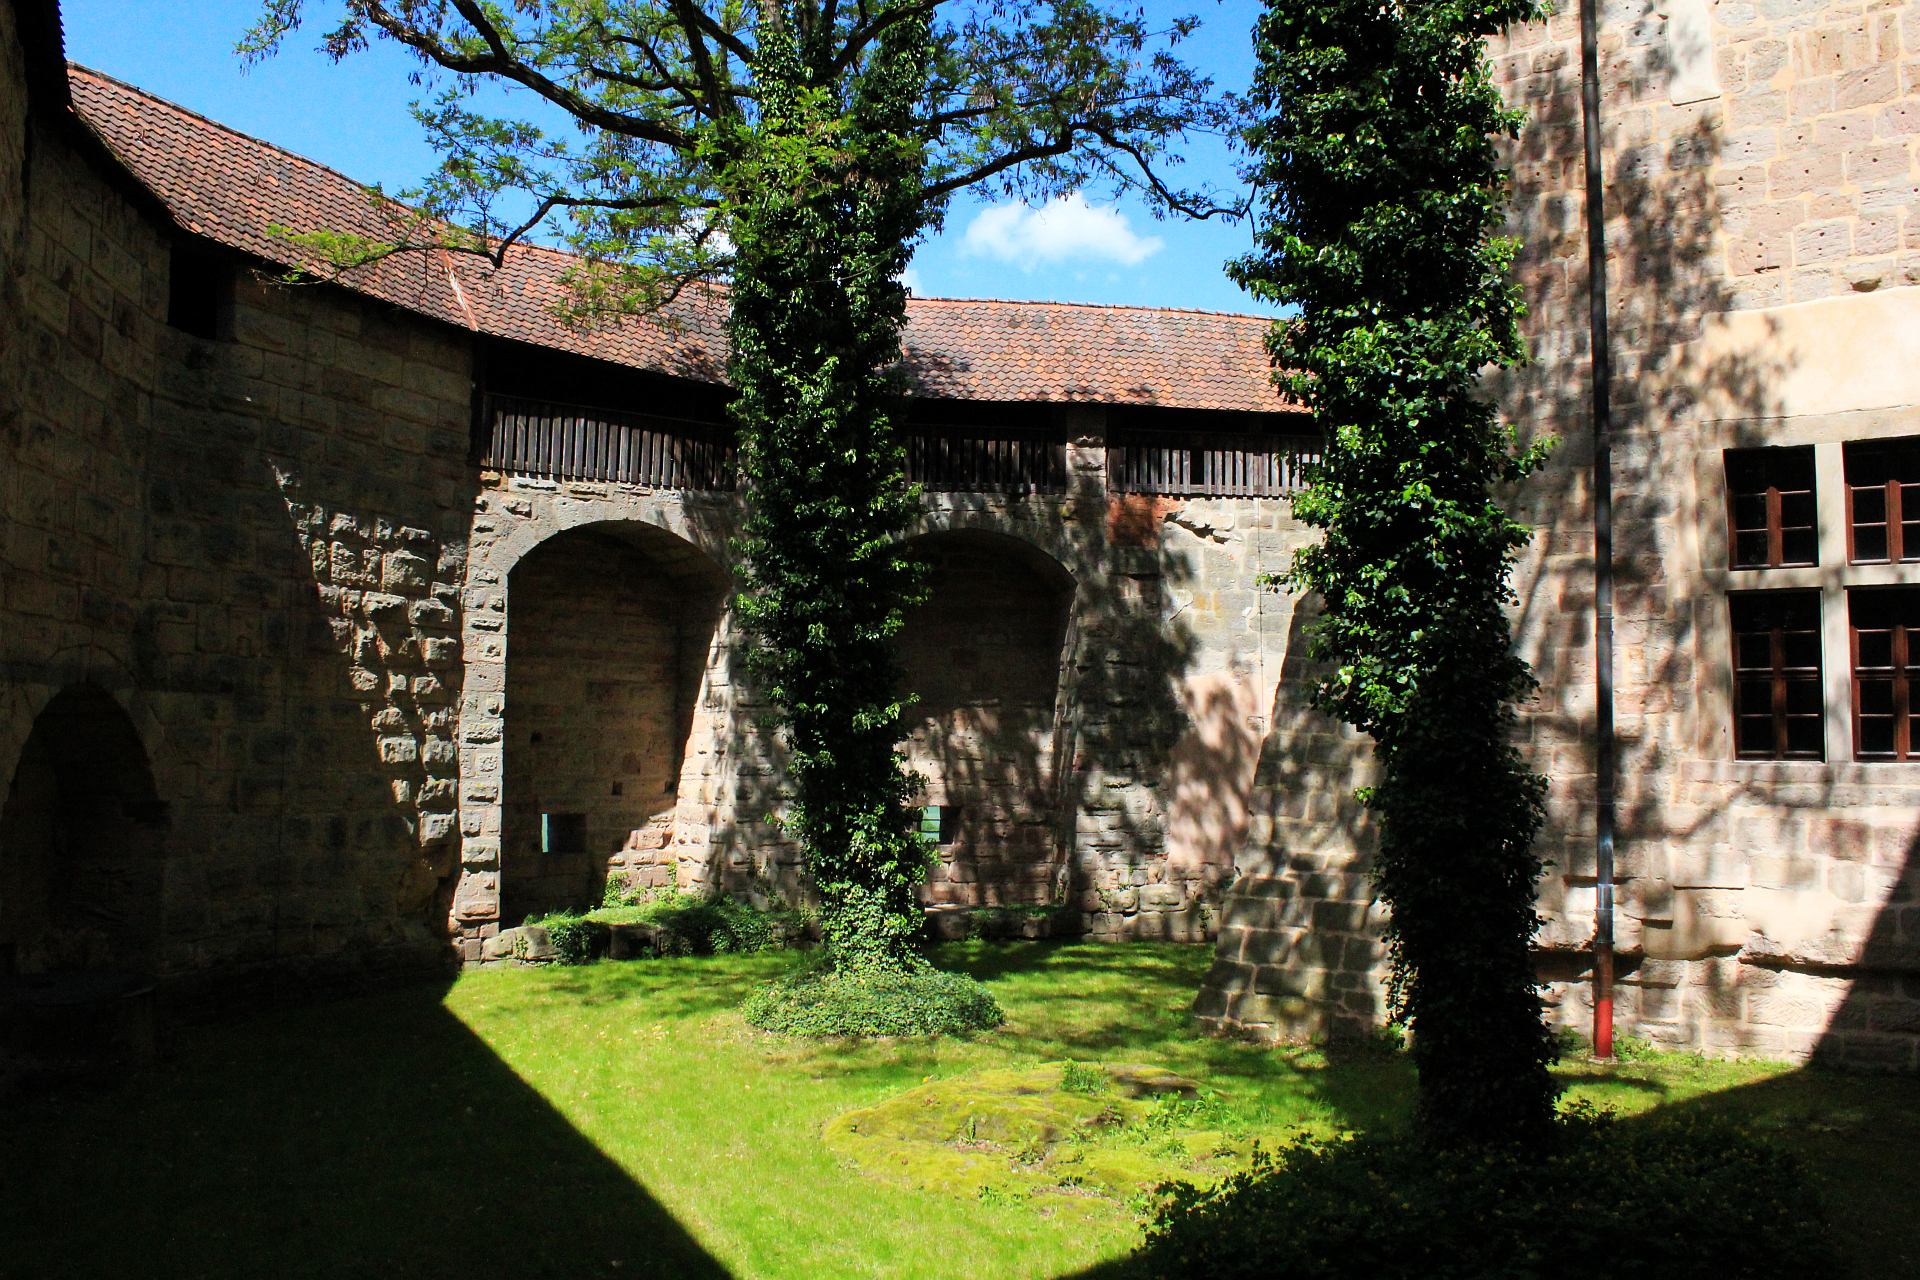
1125 1108 1838 1279
741 961 1004 1038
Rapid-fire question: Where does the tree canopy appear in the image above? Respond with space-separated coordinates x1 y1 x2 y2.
244 1 1240 309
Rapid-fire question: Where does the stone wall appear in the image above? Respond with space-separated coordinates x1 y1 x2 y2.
446 425 1317 952
0 89 477 990
899 532 1073 907
499 524 725 923
1202 0 1920 1069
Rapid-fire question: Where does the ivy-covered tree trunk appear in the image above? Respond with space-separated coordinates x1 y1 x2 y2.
725 13 933 977
1234 0 1558 1144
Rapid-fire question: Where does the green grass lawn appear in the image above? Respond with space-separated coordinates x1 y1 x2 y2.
4 942 1914 1279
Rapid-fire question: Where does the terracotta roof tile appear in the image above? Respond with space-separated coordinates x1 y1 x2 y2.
68 65 1296 415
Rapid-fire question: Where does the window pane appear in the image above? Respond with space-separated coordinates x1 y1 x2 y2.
1736 678 1776 712
1786 679 1823 715
1732 492 1769 531
1857 630 1894 670
1781 629 1821 670
1855 524 1890 562
1735 633 1773 670
1859 715 1897 757
1858 679 1895 715
1736 531 1773 566
1853 485 1887 523
1736 716 1777 756
1902 520 1920 561
1779 489 1815 528
1785 715 1825 757
1781 527 1818 565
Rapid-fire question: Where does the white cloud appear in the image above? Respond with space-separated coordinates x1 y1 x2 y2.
899 265 926 295
960 193 1164 271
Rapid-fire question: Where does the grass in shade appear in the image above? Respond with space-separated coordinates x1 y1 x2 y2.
3 941 1914 1279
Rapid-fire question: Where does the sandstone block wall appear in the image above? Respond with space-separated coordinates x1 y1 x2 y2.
1202 0 1920 1069
448 439 1316 949
0 88 477 990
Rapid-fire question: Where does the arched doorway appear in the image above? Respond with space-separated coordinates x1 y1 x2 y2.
0 686 168 977
898 530 1075 907
501 522 729 925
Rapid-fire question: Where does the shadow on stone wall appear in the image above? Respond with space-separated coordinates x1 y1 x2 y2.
1195 17 1920 1060
898 528 1075 908
922 474 1208 940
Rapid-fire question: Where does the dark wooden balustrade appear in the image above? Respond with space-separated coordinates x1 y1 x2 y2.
905 424 1067 493
1108 430 1323 497
480 394 737 490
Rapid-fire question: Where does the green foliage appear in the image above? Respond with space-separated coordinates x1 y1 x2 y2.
242 3 1237 301
742 963 1004 1037
957 904 1079 941
723 12 938 978
588 892 802 955
1129 1108 1839 1279
1058 1060 1109 1095
1233 0 1558 1142
526 911 611 965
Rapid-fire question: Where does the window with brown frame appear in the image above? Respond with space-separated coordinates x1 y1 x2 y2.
1849 588 1920 761
1844 437 1920 564
1725 446 1818 569
1730 591 1824 760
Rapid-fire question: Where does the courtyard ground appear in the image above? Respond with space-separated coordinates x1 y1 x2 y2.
3 942 1914 1279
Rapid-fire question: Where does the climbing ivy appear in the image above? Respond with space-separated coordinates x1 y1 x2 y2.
1232 0 1558 1143
722 15 934 976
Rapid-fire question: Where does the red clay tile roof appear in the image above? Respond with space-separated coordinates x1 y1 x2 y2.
67 65 1296 414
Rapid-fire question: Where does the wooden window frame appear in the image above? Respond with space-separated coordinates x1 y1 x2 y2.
1849 588 1918 762
1729 591 1825 761
1843 437 1920 565
1725 446 1819 569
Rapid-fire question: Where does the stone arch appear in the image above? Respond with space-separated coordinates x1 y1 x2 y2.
0 683 169 977
490 517 732 927
898 528 1078 907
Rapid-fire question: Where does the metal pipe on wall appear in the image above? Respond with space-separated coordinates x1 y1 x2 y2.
1577 0 1618 1060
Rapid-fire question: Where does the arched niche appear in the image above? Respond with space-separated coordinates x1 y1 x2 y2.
897 529 1075 907
0 685 168 976
501 521 729 924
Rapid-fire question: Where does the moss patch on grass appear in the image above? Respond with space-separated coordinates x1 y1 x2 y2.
825 1062 1273 1211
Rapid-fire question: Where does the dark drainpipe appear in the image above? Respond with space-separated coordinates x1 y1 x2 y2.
1577 0 1617 1060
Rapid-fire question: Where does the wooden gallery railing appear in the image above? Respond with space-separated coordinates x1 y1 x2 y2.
1107 428 1324 498
480 394 738 490
906 424 1067 493
480 397 1311 499
480 395 1069 495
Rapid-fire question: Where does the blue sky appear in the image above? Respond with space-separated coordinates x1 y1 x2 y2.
60 0 1274 316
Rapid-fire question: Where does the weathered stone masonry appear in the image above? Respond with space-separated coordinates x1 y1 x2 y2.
1201 0 1920 1070
6 0 1919 1070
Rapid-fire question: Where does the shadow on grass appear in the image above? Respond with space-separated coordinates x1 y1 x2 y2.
1060 1058 1920 1280
0 979 730 1280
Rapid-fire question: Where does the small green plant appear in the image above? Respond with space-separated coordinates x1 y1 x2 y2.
526 911 610 966
586 892 801 956
1059 1062 1108 1096
600 872 646 910
742 963 1004 1038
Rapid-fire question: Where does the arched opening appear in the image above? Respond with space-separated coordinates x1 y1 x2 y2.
0 685 168 977
502 522 728 925
898 530 1074 907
